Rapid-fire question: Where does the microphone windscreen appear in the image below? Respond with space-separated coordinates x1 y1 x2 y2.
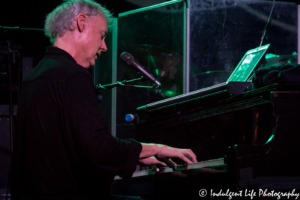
120 52 135 65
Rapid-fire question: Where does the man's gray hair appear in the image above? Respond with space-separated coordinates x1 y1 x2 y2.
44 0 113 43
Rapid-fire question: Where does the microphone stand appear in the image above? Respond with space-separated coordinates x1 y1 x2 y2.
0 25 43 154
0 26 43 31
95 76 165 101
0 25 43 198
7 42 13 156
96 77 157 90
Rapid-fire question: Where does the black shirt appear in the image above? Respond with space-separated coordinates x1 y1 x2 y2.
12 47 142 200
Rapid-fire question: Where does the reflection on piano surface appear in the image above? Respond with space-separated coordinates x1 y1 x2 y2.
112 83 300 198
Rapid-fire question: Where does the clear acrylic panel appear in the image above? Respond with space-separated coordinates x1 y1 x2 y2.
94 28 114 132
189 0 298 92
116 1 185 138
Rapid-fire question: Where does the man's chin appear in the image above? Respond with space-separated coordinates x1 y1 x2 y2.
88 61 96 68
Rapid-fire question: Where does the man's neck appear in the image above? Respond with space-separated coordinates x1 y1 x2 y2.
53 37 83 66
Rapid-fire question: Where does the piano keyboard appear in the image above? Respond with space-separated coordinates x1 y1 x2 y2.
114 158 224 180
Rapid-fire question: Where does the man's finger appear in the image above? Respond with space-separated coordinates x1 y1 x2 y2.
178 153 193 164
184 150 198 163
169 158 177 166
156 157 176 169
157 161 167 167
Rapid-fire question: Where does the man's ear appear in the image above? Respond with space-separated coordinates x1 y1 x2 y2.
76 13 87 32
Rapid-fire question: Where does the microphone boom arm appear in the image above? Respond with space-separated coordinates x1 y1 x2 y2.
96 76 157 90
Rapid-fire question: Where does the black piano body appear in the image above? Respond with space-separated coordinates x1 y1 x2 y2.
111 83 300 198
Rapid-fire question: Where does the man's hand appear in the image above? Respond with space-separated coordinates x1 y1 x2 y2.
155 144 197 165
140 143 197 167
139 156 167 166
138 156 188 177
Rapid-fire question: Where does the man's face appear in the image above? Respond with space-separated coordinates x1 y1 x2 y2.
80 14 108 68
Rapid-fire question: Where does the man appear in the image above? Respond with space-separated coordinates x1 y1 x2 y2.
12 0 197 199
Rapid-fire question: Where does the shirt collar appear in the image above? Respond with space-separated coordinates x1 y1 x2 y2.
46 46 77 64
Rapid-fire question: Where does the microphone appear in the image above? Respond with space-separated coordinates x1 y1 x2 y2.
120 52 161 88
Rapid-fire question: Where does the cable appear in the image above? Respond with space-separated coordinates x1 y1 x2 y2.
259 0 276 47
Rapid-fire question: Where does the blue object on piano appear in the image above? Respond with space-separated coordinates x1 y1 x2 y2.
125 114 136 122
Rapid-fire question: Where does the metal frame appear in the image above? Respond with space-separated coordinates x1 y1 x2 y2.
184 0 190 93
298 5 300 64
119 0 183 17
111 18 118 137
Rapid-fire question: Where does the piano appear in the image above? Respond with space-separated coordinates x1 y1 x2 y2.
111 82 300 199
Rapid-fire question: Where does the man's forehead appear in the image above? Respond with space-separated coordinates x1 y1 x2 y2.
94 14 108 32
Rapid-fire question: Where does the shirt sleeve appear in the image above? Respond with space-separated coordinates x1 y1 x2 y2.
63 72 142 179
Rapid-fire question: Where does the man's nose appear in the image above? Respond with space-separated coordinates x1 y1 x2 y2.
101 40 107 52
